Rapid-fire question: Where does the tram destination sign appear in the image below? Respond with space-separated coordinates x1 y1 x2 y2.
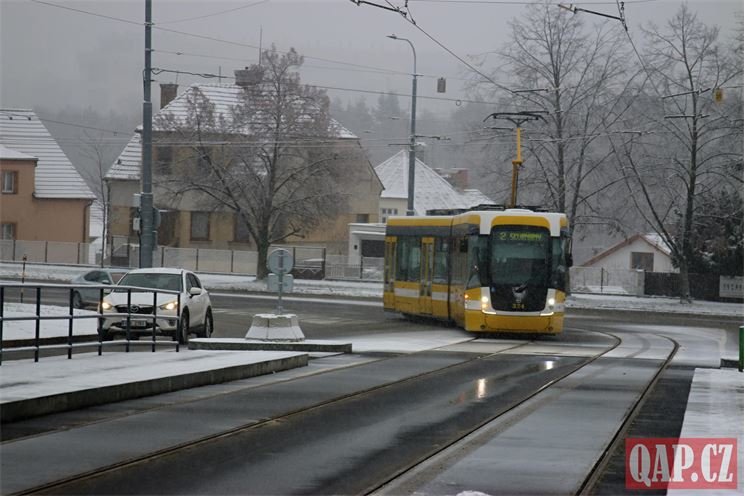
497 231 546 243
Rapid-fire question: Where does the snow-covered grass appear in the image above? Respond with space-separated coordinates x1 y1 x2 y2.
2 303 98 340
567 293 743 317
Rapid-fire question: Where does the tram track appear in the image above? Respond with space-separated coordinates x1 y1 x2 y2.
7 329 622 495
373 330 680 495
578 334 680 495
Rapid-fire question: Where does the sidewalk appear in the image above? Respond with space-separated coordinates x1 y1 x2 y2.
0 349 308 422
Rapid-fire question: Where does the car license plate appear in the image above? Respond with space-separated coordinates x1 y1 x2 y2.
130 319 148 328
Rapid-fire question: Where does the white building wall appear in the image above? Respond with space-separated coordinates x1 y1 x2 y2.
585 238 676 273
347 223 386 265
379 198 406 222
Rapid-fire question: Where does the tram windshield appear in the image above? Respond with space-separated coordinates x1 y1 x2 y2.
489 227 550 286
487 226 552 312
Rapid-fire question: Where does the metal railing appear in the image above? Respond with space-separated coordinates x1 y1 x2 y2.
0 283 182 364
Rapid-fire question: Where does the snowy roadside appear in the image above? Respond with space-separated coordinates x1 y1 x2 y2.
2 303 98 341
1 262 742 319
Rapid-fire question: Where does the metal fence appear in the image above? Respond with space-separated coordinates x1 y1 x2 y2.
0 283 181 364
0 240 98 265
0 238 386 281
569 267 645 296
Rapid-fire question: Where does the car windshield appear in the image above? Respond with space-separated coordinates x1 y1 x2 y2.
116 273 182 292
110 272 127 283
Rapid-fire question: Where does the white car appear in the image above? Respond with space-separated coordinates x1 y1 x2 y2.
100 268 213 343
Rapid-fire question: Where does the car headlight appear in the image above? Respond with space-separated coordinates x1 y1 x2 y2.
101 301 113 311
159 300 179 311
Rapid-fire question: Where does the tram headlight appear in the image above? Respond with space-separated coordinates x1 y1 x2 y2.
548 297 556 307
481 295 489 311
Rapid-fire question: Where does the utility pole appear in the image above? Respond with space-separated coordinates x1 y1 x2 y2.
484 111 546 208
140 0 154 267
387 34 418 216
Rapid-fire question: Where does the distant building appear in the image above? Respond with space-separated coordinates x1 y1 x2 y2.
0 110 95 245
374 150 493 218
347 151 494 264
106 79 383 256
581 233 676 273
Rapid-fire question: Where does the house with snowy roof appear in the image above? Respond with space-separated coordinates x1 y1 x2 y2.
0 110 96 246
373 150 493 219
106 77 382 256
346 151 493 264
580 233 676 273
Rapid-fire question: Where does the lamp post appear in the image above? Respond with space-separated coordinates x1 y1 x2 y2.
387 34 418 216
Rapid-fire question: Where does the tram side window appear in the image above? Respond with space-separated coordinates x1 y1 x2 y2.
550 235 569 291
433 237 449 284
396 237 421 282
466 235 488 289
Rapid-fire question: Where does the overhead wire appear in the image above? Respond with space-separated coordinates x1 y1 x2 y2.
27 0 439 82
156 0 270 25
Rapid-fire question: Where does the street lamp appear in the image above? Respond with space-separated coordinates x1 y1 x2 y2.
387 34 418 216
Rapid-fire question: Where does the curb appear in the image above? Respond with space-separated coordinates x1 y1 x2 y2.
1 353 308 423
189 338 352 353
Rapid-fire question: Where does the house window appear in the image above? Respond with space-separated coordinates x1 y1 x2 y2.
1 223 15 240
380 208 399 223
190 212 210 241
631 252 654 272
356 213 370 224
2 171 18 194
156 146 173 174
234 215 251 243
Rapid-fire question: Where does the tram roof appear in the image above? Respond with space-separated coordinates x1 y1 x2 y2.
386 208 568 235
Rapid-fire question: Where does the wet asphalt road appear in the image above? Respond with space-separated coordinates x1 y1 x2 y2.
35 351 594 495
2 290 737 495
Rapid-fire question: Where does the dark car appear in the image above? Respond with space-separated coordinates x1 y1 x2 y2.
70 269 128 308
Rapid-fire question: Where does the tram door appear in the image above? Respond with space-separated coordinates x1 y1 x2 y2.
420 237 434 315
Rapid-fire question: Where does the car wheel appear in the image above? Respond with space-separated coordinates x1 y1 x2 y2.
72 291 83 309
202 309 213 338
178 311 190 344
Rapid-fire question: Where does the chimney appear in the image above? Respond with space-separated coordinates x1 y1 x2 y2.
234 66 264 88
451 169 469 190
160 83 178 109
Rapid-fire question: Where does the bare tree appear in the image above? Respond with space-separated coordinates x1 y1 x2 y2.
477 1 639 237
154 47 363 279
608 4 743 301
79 131 117 267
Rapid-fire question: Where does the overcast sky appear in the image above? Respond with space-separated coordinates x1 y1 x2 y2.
1 0 741 121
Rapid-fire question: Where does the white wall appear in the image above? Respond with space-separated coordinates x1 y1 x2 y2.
585 237 676 273
347 223 385 265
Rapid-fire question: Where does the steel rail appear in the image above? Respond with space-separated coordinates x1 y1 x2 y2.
577 333 680 494
13 329 620 495
365 327 624 494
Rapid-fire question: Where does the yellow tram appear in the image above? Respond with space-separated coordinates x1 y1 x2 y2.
383 206 571 334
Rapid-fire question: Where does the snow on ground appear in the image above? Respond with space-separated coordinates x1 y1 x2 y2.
2 303 98 340
1 261 742 344
567 293 743 317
